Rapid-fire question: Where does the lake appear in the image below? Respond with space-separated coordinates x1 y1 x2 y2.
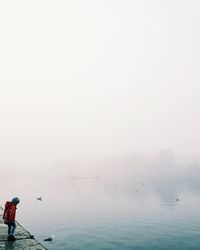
1 154 200 249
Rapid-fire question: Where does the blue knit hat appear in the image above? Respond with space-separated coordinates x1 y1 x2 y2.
12 197 20 204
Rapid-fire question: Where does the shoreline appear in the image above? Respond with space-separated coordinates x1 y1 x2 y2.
0 207 47 249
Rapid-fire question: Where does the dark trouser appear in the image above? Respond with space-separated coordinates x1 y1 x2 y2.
7 221 16 235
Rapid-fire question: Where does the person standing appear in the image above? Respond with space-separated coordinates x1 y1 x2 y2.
3 197 20 241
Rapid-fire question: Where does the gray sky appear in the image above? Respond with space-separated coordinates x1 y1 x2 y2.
0 0 200 166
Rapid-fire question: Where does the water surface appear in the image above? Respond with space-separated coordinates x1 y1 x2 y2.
1 156 200 250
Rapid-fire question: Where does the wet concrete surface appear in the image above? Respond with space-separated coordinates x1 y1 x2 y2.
0 207 47 250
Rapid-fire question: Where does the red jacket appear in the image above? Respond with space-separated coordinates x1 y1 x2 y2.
3 201 17 224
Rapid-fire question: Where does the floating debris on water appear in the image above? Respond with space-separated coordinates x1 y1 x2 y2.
44 234 56 241
44 236 53 241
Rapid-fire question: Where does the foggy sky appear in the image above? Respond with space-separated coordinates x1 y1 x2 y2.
0 0 200 167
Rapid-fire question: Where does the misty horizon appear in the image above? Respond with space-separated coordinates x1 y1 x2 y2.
1 0 200 170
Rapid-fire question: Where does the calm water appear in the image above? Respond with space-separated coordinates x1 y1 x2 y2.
1 159 200 250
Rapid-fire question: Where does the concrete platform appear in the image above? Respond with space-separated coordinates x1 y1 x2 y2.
0 207 47 250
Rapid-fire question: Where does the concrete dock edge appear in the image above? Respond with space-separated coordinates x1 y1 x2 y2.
0 207 47 250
